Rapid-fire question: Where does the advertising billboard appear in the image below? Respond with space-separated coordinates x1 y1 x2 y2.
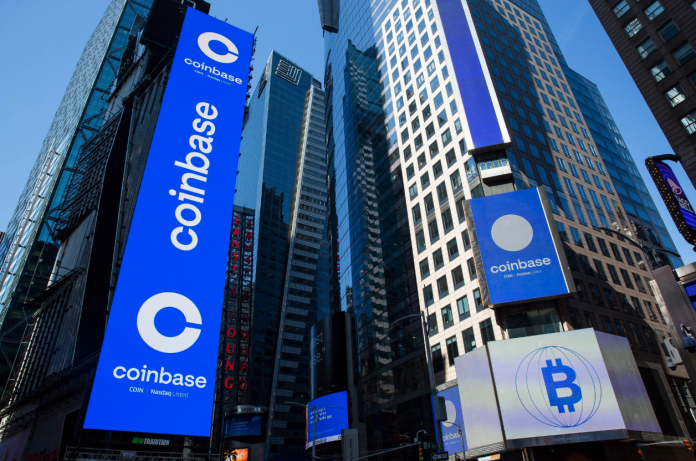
84 8 253 436
466 188 573 306
435 0 510 152
306 391 349 449
436 386 466 454
646 158 696 244
310 312 347 399
487 329 658 447
224 415 263 438
223 448 249 461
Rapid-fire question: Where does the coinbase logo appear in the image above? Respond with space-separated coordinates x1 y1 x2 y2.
515 346 602 428
197 32 238 63
491 214 533 251
137 292 202 353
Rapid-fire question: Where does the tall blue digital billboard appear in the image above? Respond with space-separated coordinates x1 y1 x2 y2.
306 391 349 449
434 386 467 454
83 8 253 436
468 188 572 305
435 0 510 151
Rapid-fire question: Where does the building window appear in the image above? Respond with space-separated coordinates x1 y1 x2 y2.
624 18 643 37
680 110 696 134
452 266 465 288
632 296 646 318
442 305 453 328
432 344 445 372
594 259 608 281
433 249 444 270
442 208 454 231
613 0 629 17
466 257 477 280
665 84 687 107
674 43 696 65
567 307 583 329
446 336 460 365
447 238 459 260
556 221 569 242
644 1 664 21
473 288 483 312
424 193 435 214
457 295 470 320
607 264 621 284
463 327 476 353
428 312 438 335
601 315 614 334
416 230 426 252
590 283 604 306
423 284 434 306
480 318 495 345
630 323 648 351
428 219 440 243
420 257 430 279
462 229 471 250
506 307 561 339
437 275 449 298
650 60 672 82
658 20 679 42
621 269 635 289
584 311 599 330
637 37 656 59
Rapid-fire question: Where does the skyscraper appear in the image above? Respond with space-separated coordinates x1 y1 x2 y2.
0 0 154 394
226 51 331 459
563 65 684 269
588 1 696 189
321 0 696 458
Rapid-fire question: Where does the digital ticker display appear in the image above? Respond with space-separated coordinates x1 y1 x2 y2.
224 415 263 438
306 391 349 449
84 8 253 436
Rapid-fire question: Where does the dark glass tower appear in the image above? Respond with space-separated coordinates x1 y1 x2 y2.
0 0 154 394
323 0 434 458
231 51 331 459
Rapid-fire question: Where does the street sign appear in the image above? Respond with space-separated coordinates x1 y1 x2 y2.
432 452 449 460
423 442 438 450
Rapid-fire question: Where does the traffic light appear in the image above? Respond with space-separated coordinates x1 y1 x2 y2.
685 439 694 453
419 446 424 461
637 449 646 461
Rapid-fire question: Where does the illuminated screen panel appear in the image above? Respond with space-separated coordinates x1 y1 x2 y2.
487 329 626 445
84 8 253 436
468 188 570 305
306 391 349 449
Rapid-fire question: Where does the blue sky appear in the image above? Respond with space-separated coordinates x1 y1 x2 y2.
0 0 693 263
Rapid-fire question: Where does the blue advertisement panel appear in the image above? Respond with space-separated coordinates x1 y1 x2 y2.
435 0 509 150
469 188 570 305
435 386 467 454
224 415 263 438
306 391 349 449
84 8 253 436
655 161 696 232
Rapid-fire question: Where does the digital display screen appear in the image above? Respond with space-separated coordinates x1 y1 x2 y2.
436 386 467 454
487 329 626 442
223 448 249 461
84 8 253 436
655 161 696 232
469 188 570 305
224 415 263 438
683 280 696 312
306 391 349 449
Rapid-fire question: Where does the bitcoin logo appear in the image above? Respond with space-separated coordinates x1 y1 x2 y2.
515 346 602 428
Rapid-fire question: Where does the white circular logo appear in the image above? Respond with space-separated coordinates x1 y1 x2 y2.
137 292 202 353
441 400 457 427
197 32 238 63
491 214 533 251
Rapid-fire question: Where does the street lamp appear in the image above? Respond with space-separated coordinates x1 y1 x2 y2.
287 401 344 461
391 313 440 450
598 226 680 274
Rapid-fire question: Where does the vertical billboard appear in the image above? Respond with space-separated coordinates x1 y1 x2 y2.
435 386 466 454
306 391 349 449
84 8 253 436
646 158 696 245
465 188 574 306
435 0 510 152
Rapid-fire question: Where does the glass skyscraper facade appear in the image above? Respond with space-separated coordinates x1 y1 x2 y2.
323 0 696 456
232 51 331 458
324 0 434 456
0 0 153 393
563 66 683 269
